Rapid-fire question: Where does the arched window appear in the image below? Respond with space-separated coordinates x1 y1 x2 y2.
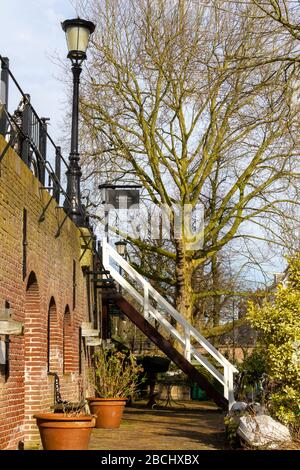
47 297 60 373
24 271 42 441
63 306 73 373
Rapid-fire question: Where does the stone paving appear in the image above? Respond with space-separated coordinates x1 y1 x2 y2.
89 401 227 450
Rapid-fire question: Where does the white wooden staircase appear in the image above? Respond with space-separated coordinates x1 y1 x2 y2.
102 238 238 409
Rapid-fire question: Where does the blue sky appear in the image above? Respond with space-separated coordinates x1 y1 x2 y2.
0 0 78 142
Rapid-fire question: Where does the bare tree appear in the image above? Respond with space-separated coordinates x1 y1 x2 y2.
78 0 300 324
252 0 300 41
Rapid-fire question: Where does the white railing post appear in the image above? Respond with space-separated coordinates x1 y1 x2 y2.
184 326 191 362
224 364 229 401
144 283 149 319
102 237 109 270
228 366 235 409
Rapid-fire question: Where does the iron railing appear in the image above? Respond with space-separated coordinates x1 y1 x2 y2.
0 55 116 331
0 55 69 205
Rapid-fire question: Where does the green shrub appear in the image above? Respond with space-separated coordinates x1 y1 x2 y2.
247 254 300 428
238 350 267 387
224 416 240 448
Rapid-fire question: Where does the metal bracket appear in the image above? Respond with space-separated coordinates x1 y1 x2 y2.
79 232 93 262
38 192 54 223
55 211 69 238
0 131 17 166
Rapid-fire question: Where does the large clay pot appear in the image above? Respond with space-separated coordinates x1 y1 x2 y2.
87 397 127 429
33 413 95 450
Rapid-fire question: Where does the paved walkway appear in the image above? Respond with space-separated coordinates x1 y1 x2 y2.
89 401 227 450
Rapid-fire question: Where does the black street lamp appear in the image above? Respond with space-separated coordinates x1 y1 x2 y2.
61 17 95 226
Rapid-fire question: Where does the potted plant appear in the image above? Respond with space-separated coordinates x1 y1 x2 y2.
34 400 96 450
87 346 143 429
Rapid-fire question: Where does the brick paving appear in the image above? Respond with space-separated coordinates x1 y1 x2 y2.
89 401 227 450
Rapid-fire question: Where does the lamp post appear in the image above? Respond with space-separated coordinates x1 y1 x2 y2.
61 17 95 226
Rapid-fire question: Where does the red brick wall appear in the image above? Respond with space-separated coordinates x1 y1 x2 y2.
0 136 93 449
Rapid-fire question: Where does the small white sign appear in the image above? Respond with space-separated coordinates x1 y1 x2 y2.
81 328 100 337
0 340 6 365
86 337 102 347
81 323 100 337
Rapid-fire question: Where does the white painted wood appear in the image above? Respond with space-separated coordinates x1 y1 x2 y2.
228 365 235 408
104 240 238 371
102 238 237 407
184 326 191 362
144 283 149 319
108 274 225 385
224 364 229 400
191 348 225 385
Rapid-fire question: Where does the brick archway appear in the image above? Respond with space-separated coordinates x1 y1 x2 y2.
47 297 62 374
63 305 74 373
24 272 45 442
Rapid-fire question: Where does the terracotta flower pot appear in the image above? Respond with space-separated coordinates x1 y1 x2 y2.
87 397 127 429
34 413 96 450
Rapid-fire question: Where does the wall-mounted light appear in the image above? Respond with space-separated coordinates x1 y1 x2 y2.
0 302 22 380
0 304 23 335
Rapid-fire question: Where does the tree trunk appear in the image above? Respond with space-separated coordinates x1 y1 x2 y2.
175 242 194 325
211 254 221 327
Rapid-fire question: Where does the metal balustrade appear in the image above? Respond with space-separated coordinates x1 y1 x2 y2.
0 55 66 204
0 55 91 237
